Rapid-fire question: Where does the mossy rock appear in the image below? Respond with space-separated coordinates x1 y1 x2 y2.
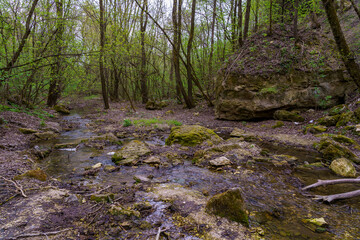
91 133 121 144
19 128 38 134
206 188 249 227
145 100 167 110
166 125 222 146
34 131 58 140
53 104 70 115
109 205 140 217
330 134 356 146
336 111 357 127
354 107 360 120
273 110 304 122
112 140 151 165
272 121 284 129
329 158 356 177
54 140 81 149
15 169 47 181
304 124 327 134
317 115 340 127
328 104 349 116
314 137 359 163
90 193 115 202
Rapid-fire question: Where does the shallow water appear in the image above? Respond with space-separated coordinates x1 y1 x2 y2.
40 113 360 239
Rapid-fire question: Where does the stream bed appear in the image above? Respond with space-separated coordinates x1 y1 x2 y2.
39 113 360 239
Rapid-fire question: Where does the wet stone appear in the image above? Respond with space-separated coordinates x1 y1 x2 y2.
209 156 232 167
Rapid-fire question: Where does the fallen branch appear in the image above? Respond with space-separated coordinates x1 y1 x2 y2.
0 176 27 197
84 185 112 196
155 227 169 240
312 189 360 203
9 228 71 239
302 178 360 190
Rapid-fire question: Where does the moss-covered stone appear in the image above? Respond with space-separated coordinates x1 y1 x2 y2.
317 115 340 127
205 188 249 227
91 133 121 144
166 125 222 146
19 128 38 134
145 100 168 110
15 169 47 181
329 158 356 177
330 134 356 146
109 205 140 217
90 193 115 202
314 137 359 162
304 124 327 134
336 111 357 127
53 104 70 115
354 107 360 120
272 121 284 129
54 141 81 149
34 131 58 140
112 140 151 165
273 110 304 122
328 104 348 116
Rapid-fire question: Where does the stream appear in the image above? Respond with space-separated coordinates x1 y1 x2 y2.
39 113 360 239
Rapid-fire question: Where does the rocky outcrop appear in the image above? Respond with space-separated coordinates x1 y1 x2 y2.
215 71 352 120
54 104 70 115
166 125 222 146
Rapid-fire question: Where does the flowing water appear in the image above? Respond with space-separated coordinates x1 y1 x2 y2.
39 113 360 239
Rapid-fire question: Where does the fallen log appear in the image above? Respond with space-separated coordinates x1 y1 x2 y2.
302 178 360 190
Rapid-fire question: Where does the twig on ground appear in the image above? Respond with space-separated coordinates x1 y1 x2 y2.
155 227 169 240
8 228 71 239
84 185 112 196
0 176 27 197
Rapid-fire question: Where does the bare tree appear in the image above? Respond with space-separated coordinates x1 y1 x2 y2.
99 0 109 109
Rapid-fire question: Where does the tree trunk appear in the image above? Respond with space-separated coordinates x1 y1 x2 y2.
209 0 217 90
243 0 251 40
140 0 148 104
47 0 64 107
238 0 243 47
269 0 273 35
349 0 360 20
186 0 196 108
293 0 299 42
254 0 259 32
100 0 109 109
321 0 360 88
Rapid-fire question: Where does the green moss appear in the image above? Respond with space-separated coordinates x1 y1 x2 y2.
336 111 357 127
109 205 140 217
206 188 249 227
15 169 47 181
90 193 115 202
314 137 359 162
330 158 356 177
304 124 327 134
19 128 37 134
53 104 70 115
273 110 304 122
317 115 340 127
166 125 222 146
272 121 284 129
328 104 348 116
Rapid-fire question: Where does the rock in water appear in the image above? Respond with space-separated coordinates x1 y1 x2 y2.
330 158 356 177
112 140 151 165
206 188 249 227
166 125 222 146
209 156 232 166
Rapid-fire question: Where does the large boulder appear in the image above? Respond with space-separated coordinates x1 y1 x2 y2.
329 158 356 177
206 188 249 227
166 125 222 146
314 137 359 163
112 140 151 165
215 29 353 121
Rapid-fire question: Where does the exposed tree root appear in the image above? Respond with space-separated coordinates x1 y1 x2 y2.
0 176 27 198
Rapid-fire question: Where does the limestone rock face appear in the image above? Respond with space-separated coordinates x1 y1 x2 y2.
215 71 353 120
330 158 356 177
112 140 151 165
166 125 222 146
206 188 249 227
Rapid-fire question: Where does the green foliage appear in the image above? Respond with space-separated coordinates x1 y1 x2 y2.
259 87 278 94
0 104 53 119
132 118 182 127
123 119 133 127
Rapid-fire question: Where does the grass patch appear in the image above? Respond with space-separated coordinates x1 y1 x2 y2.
0 103 54 119
123 118 182 127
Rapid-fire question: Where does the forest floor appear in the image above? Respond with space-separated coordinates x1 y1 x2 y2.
1 98 360 239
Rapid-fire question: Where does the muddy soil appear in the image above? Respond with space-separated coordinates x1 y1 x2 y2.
1 99 360 240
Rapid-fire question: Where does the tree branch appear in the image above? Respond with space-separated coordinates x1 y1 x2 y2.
302 178 360 190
